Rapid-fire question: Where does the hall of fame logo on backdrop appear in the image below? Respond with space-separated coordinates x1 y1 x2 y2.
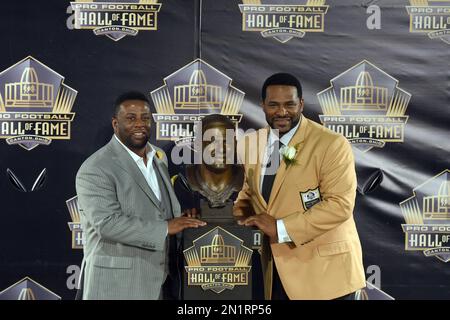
406 0 450 45
317 60 411 152
184 227 252 293
66 196 84 249
70 0 161 41
0 56 77 151
400 170 450 263
0 277 60 300
238 0 329 43
151 59 244 145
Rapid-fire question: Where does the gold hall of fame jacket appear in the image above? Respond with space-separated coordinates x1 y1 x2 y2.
233 116 366 300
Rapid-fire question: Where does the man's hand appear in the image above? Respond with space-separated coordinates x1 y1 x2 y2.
168 216 206 235
238 213 278 243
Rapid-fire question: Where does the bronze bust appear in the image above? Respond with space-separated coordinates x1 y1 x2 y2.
184 114 244 220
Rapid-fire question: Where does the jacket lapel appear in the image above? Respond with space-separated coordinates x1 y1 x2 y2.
153 155 181 217
108 136 160 208
267 117 308 210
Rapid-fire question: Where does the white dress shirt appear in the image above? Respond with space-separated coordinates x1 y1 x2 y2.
260 118 301 243
114 135 161 201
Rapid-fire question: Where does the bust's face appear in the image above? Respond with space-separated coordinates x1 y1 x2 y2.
202 124 234 173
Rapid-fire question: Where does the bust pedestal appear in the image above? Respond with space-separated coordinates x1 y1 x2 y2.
182 200 255 300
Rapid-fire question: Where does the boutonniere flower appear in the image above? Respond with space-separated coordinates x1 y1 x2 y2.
280 143 300 167
155 150 164 160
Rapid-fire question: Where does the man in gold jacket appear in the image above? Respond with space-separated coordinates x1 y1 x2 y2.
234 73 366 300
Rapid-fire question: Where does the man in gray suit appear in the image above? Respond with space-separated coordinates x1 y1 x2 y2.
75 91 205 300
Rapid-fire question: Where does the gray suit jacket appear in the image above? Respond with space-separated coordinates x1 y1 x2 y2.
75 136 181 300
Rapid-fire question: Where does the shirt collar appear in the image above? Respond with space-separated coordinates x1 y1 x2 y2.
267 115 302 147
114 134 155 164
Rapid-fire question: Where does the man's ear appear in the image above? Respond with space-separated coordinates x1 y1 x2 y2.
299 98 305 113
112 117 118 132
260 101 266 112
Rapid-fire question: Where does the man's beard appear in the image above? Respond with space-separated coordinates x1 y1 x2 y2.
268 114 300 133
124 134 148 150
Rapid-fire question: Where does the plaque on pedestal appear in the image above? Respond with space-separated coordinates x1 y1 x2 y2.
182 225 254 299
